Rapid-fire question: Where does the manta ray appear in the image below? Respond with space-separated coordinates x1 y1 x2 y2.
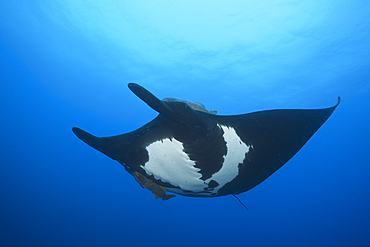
72 83 340 200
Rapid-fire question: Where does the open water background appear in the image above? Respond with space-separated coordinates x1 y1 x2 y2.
1 1 369 246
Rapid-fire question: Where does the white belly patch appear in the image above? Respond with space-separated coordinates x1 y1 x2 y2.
140 125 251 195
141 138 205 192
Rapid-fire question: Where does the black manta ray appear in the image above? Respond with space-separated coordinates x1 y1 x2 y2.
72 83 340 199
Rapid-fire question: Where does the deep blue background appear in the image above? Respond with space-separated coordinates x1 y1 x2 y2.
1 1 369 247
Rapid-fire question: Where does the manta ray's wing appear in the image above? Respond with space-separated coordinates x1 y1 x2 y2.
205 97 341 195
72 127 137 163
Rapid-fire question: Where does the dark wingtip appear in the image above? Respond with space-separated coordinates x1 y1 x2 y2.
337 96 341 106
72 127 99 147
72 127 86 138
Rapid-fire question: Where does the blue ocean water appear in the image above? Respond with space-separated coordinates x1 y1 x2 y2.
1 1 369 246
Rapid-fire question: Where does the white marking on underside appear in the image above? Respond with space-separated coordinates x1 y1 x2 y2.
141 125 251 196
141 138 206 192
204 125 250 194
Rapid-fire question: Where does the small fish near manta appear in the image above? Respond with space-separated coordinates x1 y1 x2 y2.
133 172 176 200
72 83 340 201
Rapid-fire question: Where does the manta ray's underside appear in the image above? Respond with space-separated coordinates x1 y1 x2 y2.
72 83 340 199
